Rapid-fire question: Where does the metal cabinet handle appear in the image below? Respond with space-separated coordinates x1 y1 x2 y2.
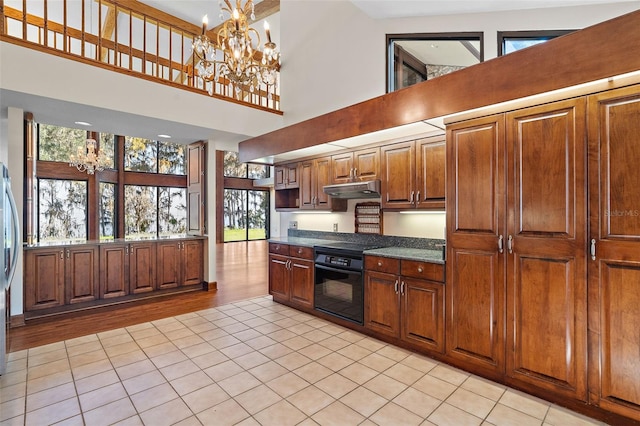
498 235 504 254
66 249 70 259
417 266 423 273
400 281 405 295
590 239 596 260
507 235 513 254
125 246 129 255
377 261 382 267
410 191 415 205
353 167 358 178
394 279 399 294
60 250 64 259
416 191 420 205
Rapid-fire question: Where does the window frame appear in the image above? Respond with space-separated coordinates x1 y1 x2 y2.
29 123 188 242
386 32 484 93
497 30 575 56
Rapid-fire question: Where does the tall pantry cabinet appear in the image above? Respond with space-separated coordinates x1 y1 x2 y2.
446 97 588 399
587 85 640 419
446 83 640 421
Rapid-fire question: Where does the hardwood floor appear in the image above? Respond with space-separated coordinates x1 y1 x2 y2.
9 240 269 352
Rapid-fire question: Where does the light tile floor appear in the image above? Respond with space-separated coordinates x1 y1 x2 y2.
1 296 609 426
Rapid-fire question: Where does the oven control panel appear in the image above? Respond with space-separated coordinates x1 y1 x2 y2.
324 255 351 267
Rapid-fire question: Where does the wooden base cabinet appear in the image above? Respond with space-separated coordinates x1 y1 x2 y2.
364 256 445 354
268 243 314 308
588 85 640 420
157 239 204 289
25 238 204 316
446 97 588 399
24 246 100 311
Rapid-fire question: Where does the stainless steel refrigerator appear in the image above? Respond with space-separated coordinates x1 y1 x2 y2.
1 162 20 375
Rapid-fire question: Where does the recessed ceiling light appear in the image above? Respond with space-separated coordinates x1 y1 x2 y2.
158 134 172 138
74 121 92 126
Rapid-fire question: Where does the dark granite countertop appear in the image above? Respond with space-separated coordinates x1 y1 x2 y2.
269 236 445 264
364 247 445 264
24 235 207 249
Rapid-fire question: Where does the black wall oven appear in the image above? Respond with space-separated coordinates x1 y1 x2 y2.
314 242 382 325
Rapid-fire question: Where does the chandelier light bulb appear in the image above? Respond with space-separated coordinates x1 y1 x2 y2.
201 15 208 34
264 21 272 43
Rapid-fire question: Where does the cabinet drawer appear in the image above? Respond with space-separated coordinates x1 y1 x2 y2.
401 260 444 282
365 255 400 274
289 245 314 260
269 243 289 255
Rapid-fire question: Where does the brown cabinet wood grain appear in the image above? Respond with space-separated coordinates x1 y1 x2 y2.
300 157 346 211
66 246 100 304
157 239 203 289
587 84 640 419
274 163 299 189
129 241 157 294
381 136 445 210
365 256 445 353
99 244 128 299
331 147 380 184
24 248 65 311
268 244 314 308
446 98 588 399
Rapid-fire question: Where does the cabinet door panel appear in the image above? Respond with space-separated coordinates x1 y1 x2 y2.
331 153 353 184
67 247 99 304
381 142 415 209
447 249 504 373
507 99 587 400
299 161 314 209
448 118 504 235
509 255 583 395
364 271 400 337
100 245 128 299
588 85 640 419
130 242 156 294
183 240 204 286
314 157 332 209
597 261 640 417
416 138 445 209
354 148 380 181
25 249 65 311
269 254 289 300
402 278 444 353
157 243 180 289
290 258 314 308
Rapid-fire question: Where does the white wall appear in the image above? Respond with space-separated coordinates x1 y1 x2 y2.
280 1 639 126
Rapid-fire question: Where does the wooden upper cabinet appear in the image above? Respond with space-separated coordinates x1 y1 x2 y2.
331 147 380 184
381 137 445 210
274 163 299 189
416 138 445 209
381 141 415 209
300 157 346 211
587 84 640 419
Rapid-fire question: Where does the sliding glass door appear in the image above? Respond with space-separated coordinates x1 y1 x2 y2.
223 189 269 242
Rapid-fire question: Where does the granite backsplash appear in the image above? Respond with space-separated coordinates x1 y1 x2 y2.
287 229 444 250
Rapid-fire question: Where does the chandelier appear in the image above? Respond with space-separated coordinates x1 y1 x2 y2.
69 138 110 175
192 0 280 98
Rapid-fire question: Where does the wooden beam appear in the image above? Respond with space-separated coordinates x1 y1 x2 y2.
100 4 117 62
238 9 640 163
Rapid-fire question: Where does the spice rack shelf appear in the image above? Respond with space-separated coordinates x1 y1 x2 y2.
355 202 382 234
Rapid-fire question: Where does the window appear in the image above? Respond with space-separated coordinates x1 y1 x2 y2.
223 151 269 179
387 33 483 92
32 123 188 243
219 150 270 243
224 189 268 242
38 179 87 242
498 30 575 56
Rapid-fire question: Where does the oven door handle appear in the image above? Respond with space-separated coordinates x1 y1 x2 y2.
314 263 362 275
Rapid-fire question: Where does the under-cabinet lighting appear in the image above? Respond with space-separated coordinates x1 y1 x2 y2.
158 134 172 139
74 121 92 126
399 210 446 214
290 211 332 214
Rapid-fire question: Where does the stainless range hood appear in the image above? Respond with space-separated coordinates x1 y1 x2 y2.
322 180 381 199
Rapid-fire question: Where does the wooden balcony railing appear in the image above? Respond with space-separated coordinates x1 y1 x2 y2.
0 0 281 113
